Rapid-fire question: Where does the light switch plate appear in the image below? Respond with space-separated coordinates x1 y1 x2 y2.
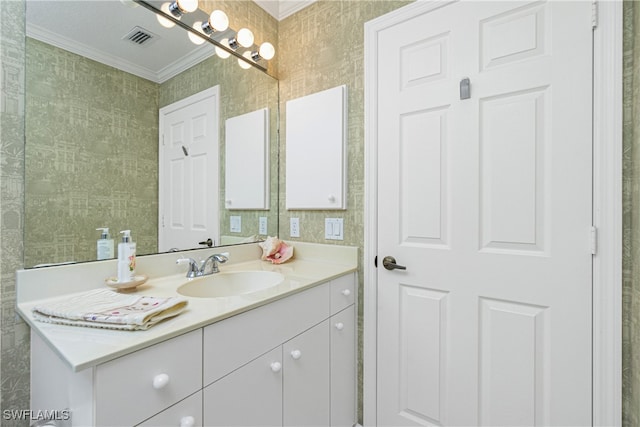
259 217 268 235
230 216 242 233
325 218 344 240
290 218 300 238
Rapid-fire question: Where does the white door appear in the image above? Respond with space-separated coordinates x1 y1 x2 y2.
159 87 220 252
375 1 593 426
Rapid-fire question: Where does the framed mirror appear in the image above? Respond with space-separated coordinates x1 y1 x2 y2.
24 0 279 268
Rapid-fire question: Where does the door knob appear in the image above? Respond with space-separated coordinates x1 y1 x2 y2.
199 238 213 247
383 256 406 271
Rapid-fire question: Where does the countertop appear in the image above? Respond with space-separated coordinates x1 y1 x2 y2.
16 243 357 372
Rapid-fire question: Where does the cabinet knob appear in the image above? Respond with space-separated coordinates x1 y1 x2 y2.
342 289 351 296
152 373 170 390
270 362 282 373
180 416 195 427
290 350 302 360
335 322 344 331
328 195 336 203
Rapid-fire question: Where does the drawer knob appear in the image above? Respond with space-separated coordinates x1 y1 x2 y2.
270 362 282 373
342 289 351 296
152 373 170 390
290 350 302 360
335 322 344 331
180 416 195 427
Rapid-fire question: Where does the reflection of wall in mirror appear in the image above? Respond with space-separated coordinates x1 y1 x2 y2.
25 37 159 267
24 34 279 267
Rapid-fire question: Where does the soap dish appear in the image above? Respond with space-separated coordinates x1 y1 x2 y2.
105 274 148 292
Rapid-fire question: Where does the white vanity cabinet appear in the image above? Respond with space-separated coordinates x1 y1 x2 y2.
29 272 356 427
31 328 203 427
202 273 356 427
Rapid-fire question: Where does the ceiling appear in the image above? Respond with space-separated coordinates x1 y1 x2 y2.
25 0 315 83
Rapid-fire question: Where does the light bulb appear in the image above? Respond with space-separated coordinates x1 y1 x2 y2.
258 42 275 60
157 2 176 28
210 10 229 32
176 0 198 13
215 39 231 59
188 21 205 45
236 28 254 48
238 51 253 70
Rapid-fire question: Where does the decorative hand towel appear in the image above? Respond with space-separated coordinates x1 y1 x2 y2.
32 288 188 331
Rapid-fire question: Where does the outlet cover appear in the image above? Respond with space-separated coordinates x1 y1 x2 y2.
230 216 242 233
259 217 268 235
290 217 300 238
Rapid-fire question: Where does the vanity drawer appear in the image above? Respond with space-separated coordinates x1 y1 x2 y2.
203 282 330 386
137 391 203 427
95 329 202 427
330 273 355 315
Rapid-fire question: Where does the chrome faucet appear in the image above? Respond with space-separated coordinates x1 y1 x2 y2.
202 253 228 274
177 253 228 278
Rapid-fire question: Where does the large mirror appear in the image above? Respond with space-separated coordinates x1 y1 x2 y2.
24 0 279 268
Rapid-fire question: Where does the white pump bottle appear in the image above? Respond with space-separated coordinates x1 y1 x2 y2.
117 230 136 283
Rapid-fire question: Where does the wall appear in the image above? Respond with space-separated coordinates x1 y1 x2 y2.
24 38 160 267
276 0 411 420
623 2 639 425
0 0 28 425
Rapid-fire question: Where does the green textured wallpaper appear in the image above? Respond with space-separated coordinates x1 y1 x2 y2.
623 2 638 425
25 38 160 266
0 0 28 424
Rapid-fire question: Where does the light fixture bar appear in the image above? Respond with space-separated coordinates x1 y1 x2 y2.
133 0 275 76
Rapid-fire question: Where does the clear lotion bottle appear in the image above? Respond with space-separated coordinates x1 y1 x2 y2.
96 227 114 260
117 230 136 283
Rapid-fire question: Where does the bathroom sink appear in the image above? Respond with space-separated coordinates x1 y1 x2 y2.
177 271 285 298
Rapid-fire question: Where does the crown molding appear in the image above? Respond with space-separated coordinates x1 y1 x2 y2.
26 22 213 84
253 0 317 21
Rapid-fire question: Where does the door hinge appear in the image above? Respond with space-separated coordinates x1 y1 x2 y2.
592 0 598 29
162 134 165 146
162 214 165 228
590 226 598 255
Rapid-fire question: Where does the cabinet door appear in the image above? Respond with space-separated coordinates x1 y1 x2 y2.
331 306 356 427
137 391 202 427
204 347 282 426
283 320 330 426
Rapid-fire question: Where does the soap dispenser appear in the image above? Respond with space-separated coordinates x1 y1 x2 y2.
117 230 136 283
96 227 114 260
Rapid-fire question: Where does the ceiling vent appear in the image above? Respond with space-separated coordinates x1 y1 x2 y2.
123 26 158 47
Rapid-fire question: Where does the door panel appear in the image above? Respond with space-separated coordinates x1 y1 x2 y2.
159 88 219 252
375 2 593 426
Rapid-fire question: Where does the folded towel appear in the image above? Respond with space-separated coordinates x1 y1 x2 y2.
32 289 188 331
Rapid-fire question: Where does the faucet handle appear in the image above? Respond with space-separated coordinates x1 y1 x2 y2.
213 253 229 263
176 257 199 278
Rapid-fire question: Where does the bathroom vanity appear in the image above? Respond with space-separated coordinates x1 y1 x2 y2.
17 243 357 427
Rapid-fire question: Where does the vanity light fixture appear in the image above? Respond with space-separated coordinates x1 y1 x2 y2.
188 21 206 45
251 42 276 62
215 38 232 59
156 2 176 28
168 0 198 18
201 10 229 34
238 51 253 70
229 28 254 50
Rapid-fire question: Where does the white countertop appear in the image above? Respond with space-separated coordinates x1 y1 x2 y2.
16 243 357 372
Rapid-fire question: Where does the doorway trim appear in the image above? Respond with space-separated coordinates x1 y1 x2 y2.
362 1 622 425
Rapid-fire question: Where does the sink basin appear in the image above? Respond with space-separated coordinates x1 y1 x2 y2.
177 271 285 298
